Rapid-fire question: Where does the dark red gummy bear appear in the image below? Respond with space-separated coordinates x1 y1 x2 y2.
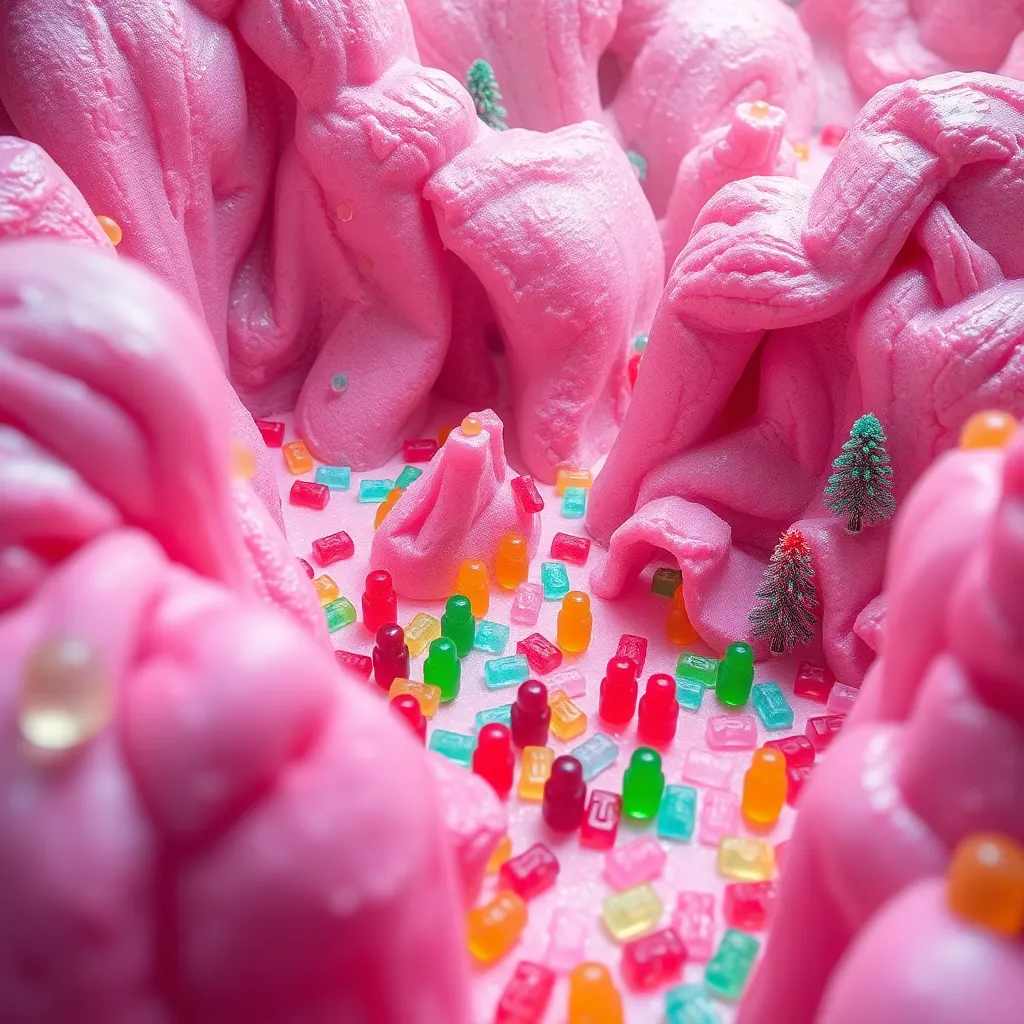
472 723 515 799
510 680 551 748
389 693 426 744
499 843 560 900
372 622 410 692
542 755 587 832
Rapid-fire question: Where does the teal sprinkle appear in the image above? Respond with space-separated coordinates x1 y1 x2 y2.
467 60 508 131
626 149 647 182
330 373 348 393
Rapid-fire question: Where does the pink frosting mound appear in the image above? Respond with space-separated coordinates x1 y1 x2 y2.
587 72 1024 685
372 409 540 599
738 430 1024 1024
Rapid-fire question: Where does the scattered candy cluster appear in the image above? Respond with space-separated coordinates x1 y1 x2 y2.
261 412 869 1023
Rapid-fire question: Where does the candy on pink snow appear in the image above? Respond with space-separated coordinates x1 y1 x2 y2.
706 714 759 751
827 681 859 715
672 892 716 963
603 835 668 890
682 747 734 790
699 789 741 847
510 583 544 626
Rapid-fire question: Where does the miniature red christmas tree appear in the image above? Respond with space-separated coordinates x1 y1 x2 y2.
823 413 896 534
749 529 819 655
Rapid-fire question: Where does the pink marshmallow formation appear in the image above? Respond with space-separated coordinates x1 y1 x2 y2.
370 409 540 600
588 72 1024 685
738 429 1024 1024
0 0 663 483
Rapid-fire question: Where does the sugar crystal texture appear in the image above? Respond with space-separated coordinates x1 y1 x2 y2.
604 836 668 890
751 682 794 730
495 961 555 1024
485 655 531 690
602 883 664 942
255 418 284 447
665 984 722 1024
672 892 715 962
511 474 545 514
518 746 554 801
706 713 758 751
561 486 587 518
315 464 351 490
540 561 571 600
358 478 394 502
510 582 544 626
723 881 776 931
621 927 686 992
571 732 619 781
394 464 422 489
324 596 357 633
682 747 733 790
652 566 683 597
499 843 560 899
657 785 697 842
717 837 775 882
699 789 740 847
581 790 621 850
474 619 511 654
282 440 313 474
704 929 760 1001
550 532 591 565
548 690 588 741
516 633 563 674
675 678 705 711
290 479 330 510
947 833 1024 936
545 908 588 973
793 660 833 701
676 652 718 688
467 891 528 964
388 678 441 718
403 612 440 657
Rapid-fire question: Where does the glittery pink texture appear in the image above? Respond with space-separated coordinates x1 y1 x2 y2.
681 747 734 790
706 713 759 751
672 891 716 963
602 836 669 891
698 789 741 847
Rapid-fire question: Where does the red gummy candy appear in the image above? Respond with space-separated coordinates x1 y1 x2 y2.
402 438 438 463
362 569 397 634
255 418 285 447
510 680 551 749
499 842 560 900
472 723 515 799
334 649 372 680
764 734 815 768
511 474 545 514
621 927 686 991
298 557 314 579
786 764 815 806
805 714 845 751
372 623 410 692
550 532 591 565
637 674 679 747
616 633 648 675
495 961 555 1024
289 480 330 510
311 530 354 567
821 123 848 147
793 661 834 702
598 657 638 726
580 789 621 850
516 633 562 675
723 881 776 931
627 352 642 390
389 693 426 744
542 755 587 832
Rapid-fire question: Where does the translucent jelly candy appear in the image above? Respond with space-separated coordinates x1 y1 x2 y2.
665 984 722 1024
334 650 372 680
672 892 715 963
388 678 442 719
602 884 664 942
638 674 679 747
675 678 705 711
764 734 815 768
805 713 845 750
461 414 483 436
704 929 760 1001
311 530 355 567
699 789 740 847
389 693 426 744
298 557 314 578
323 596 357 633
394 464 422 489
568 963 623 1024
793 660 833 702
622 748 665 820
518 746 555 801
561 487 587 518
467 891 528 964
358 478 394 502
616 633 648 675
786 764 814 806
621 927 686 992
751 682 793 730
742 748 788 826
372 623 410 692
550 532 591 565
373 488 402 529
599 657 639 726
545 908 589 973
362 569 397 634
682 747 734 790
581 790 622 850
289 479 329 510
604 836 668 891
397 614 438 660
441 594 476 658
311 575 340 606
511 680 551 749
475 724 516 802
19 638 110 752
676 652 718 688
500 843 561 899
947 833 1024 936
455 559 490 617
666 584 699 644
511 582 544 626
717 837 775 882
495 961 555 1024
571 732 620 781
402 438 438 462
497 532 530 589
487 835 513 874
706 713 758 751
428 729 476 767
723 881 776 931
517 633 563 675
959 409 1019 449
282 439 313 474
485 655 531 690
474 619 511 654
827 680 859 716
540 561 571 602
557 591 593 653
542 756 587 832
256 418 285 447
548 667 587 698
548 690 587 741
475 701 513 730
511 474 545 514
657 785 697 842
717 642 754 706
556 468 593 494
424 637 461 703
652 566 683 597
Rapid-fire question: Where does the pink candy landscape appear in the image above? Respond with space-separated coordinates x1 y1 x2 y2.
1 0 1023 1022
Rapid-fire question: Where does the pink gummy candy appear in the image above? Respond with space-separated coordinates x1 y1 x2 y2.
699 789 741 846
706 713 759 751
672 891 716 962
682 747 735 790
603 836 668 891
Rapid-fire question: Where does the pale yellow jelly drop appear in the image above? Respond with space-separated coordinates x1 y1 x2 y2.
461 414 483 436
96 215 123 246
19 638 111 751
959 410 1019 450
793 141 810 162
749 100 772 119
336 201 354 222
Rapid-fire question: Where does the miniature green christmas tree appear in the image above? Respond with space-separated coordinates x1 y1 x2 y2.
466 60 508 131
749 529 819 655
824 413 896 534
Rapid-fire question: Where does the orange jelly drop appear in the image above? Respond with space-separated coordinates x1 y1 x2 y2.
959 410 1019 450
947 833 1024 937
749 100 772 119
96 215 123 246
461 414 483 436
